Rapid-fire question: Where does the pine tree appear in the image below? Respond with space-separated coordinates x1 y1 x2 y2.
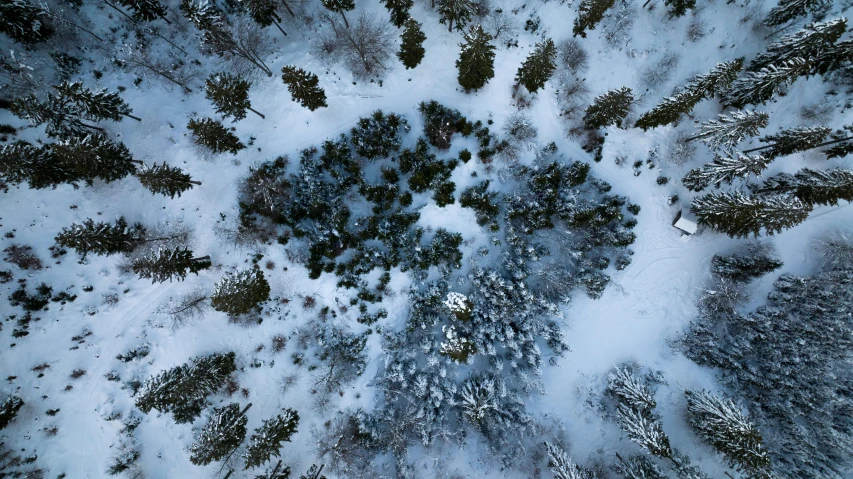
256 461 292 479
0 395 24 430
608 367 657 412
764 0 826 27
687 110 769 151
664 0 695 18
690 191 812 238
685 390 771 478
0 140 74 189
381 0 412 27
755 168 853 206
756 126 831 159
573 0 615 38
456 25 496 93
750 18 846 73
55 217 146 258
398 18 426 69
813 38 853 75
280 66 328 111
724 58 810 108
10 94 104 139
211 267 271 316
53 81 140 122
515 38 557 93
614 454 667 479
205 73 264 121
116 0 168 22
241 0 287 36
189 403 250 466
321 0 354 27
583 87 633 129
682 153 771 191
243 410 300 469
50 134 139 185
544 442 594 479
187 117 245 154
710 242 783 281
0 0 54 44
299 464 327 479
135 352 237 424
438 0 473 32
617 405 673 459
136 162 201 198
132 247 211 283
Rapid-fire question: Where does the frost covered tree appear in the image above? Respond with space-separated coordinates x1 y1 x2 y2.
687 110 769 151
380 0 412 27
438 0 473 32
243 409 300 469
572 0 615 38
315 328 368 393
664 0 694 17
205 73 265 121
53 81 140 122
187 117 245 154
608 367 657 412
685 390 771 478
0 141 71 189
281 66 328 111
321 0 354 27
681 152 771 192
724 58 810 108
458 374 530 443
136 162 201 198
614 454 666 479
350 110 408 159
50 134 139 185
0 0 54 44
132 247 211 283
211 267 270 316
189 402 250 465
398 18 426 69
544 442 596 479
764 0 828 26
515 38 557 93
755 126 831 159
135 351 237 424
690 191 811 237
754 168 853 206
116 0 168 22
583 87 632 129
456 25 495 92
0 395 24 430
710 241 783 282
749 18 846 73
460 180 500 226
617 405 673 458
55 217 146 258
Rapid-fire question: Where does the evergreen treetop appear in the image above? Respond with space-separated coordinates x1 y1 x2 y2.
132 247 211 283
53 81 138 122
211 266 271 316
682 152 771 192
758 126 831 159
187 117 246 154
136 162 200 198
116 0 168 22
0 395 24 431
689 109 769 151
189 402 249 465
583 87 633 129
456 25 496 93
281 66 328 111
664 0 695 18
764 0 826 27
398 18 427 70
515 38 557 93
0 140 74 189
754 168 853 206
0 0 54 44
381 0 413 27
749 18 846 73
724 58 810 108
50 134 138 185
205 73 264 121
691 191 811 237
438 0 473 32
573 0 615 38
244 409 300 469
55 217 146 258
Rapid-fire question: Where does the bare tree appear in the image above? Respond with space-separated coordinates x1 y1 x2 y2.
157 287 210 328
814 229 853 271
639 52 680 91
119 41 200 92
485 9 518 45
323 13 393 80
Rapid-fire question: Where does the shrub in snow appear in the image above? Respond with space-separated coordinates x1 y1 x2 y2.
439 324 476 363
0 396 24 430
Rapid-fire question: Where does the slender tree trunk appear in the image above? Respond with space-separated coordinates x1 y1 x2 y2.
248 107 266 119
145 27 188 54
340 10 349 28
742 136 853 154
280 0 295 17
123 113 142 121
78 121 106 132
129 159 144 164
190 180 202 185
215 403 253 475
223 471 233 479
190 255 211 262
448 18 453 32
272 19 288 37
101 0 137 22
311 465 325 479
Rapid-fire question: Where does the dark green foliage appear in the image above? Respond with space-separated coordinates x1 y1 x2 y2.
0 0 54 44
9 282 52 311
460 180 499 226
456 25 496 93
438 0 473 32
242 0 282 28
281 66 328 111
116 0 167 21
583 87 633 129
381 0 412 27
759 126 831 159
0 140 74 189
205 73 255 121
711 244 783 282
321 0 354 25
211 267 271 316
681 153 771 192
398 18 426 69
573 0 615 38
724 58 810 108
55 217 146 258
132 247 211 283
107 449 140 475
50 134 137 185
244 410 300 469
53 82 135 122
754 168 853 206
187 117 245 154
136 162 199 198
135 352 237 424
750 19 845 73
764 0 828 27
350 110 408 160
418 100 465 149
399 138 456 193
432 181 456 206
664 0 694 18
515 38 557 93
189 403 249 465
691 191 811 237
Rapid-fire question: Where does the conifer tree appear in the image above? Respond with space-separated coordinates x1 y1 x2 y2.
10 94 105 139
583 87 632 129
691 191 811 237
241 0 287 36
205 73 265 121
281 66 328 111
749 18 846 73
685 390 771 478
756 126 831 159
116 0 168 22
0 395 24 431
754 168 853 206
515 38 557 93
257 461 292 479
299 464 326 479
573 0 615 38
135 352 237 424
617 405 673 459
614 454 667 479
682 153 771 192
456 25 496 93
687 110 769 151
724 58 810 108
398 18 426 69
664 0 695 18
132 247 211 283
55 217 146 258
0 140 74 189
381 0 413 27
135 162 201 198
764 0 826 27
813 38 853 75
321 0 354 27
711 242 783 282
187 117 245 154
243 410 300 469
189 403 250 466
53 81 141 122
50 134 139 185
544 442 594 479
0 0 54 44
438 0 473 32
211 267 271 316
